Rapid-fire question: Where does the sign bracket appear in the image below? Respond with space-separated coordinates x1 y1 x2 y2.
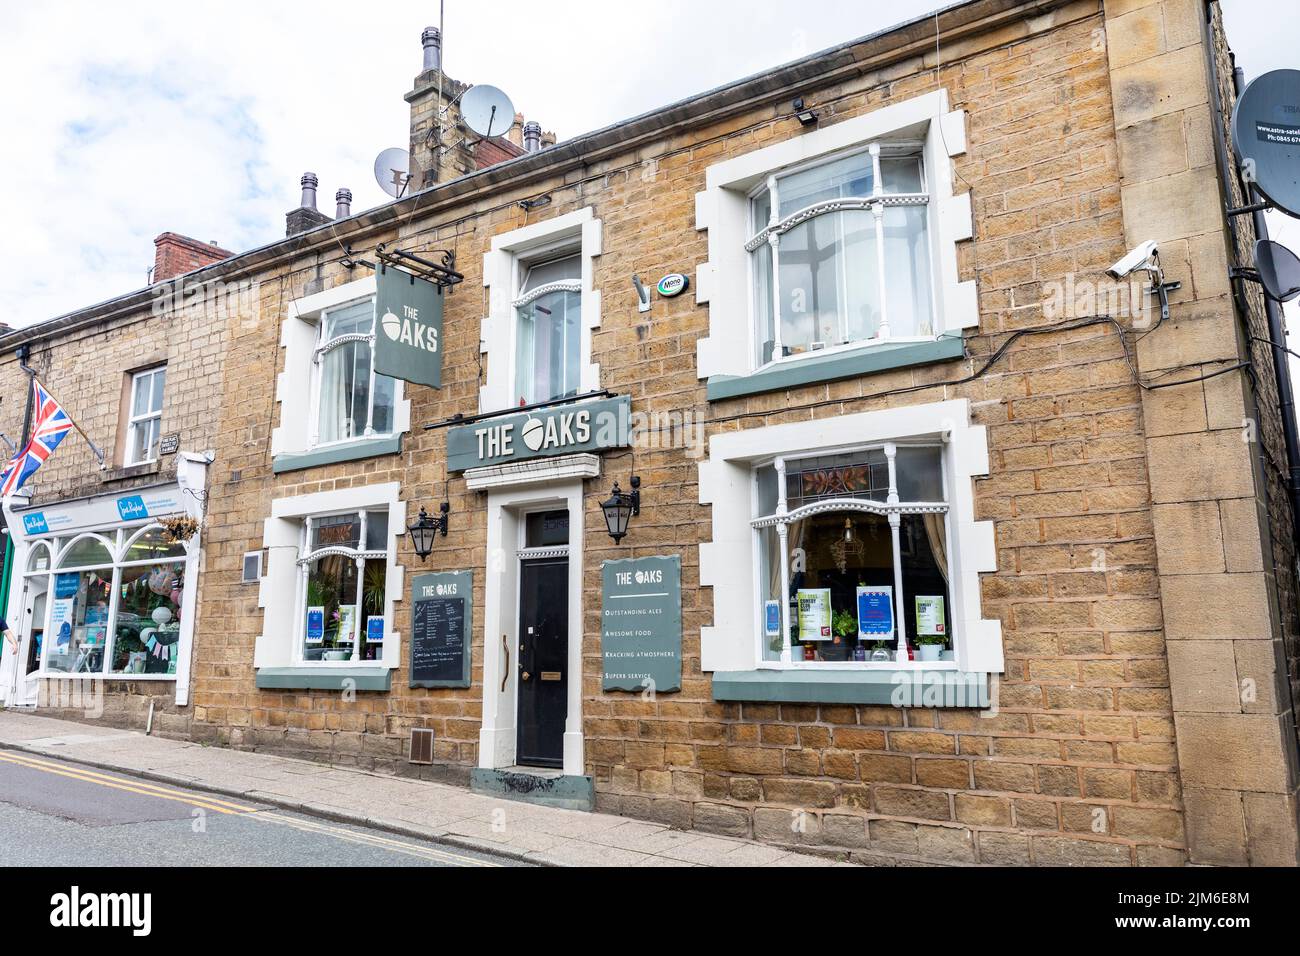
375 243 464 290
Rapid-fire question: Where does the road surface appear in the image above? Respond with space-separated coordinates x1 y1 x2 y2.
0 749 522 867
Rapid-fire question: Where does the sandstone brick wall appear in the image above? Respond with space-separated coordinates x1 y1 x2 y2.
0 278 238 734
180 1 1218 865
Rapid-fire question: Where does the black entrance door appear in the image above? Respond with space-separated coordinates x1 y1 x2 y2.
517 558 568 768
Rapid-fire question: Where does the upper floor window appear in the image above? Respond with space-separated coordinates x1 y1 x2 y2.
314 298 395 445
748 144 933 366
126 367 166 465
514 254 582 406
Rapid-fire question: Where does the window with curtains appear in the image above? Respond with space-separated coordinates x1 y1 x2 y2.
297 510 389 663
753 444 952 666
313 298 396 446
747 143 934 366
514 254 581 406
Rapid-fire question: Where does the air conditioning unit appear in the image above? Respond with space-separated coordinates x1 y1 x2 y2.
409 728 435 765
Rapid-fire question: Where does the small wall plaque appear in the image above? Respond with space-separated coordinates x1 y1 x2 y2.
159 433 180 456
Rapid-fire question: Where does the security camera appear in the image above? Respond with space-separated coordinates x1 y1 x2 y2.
1106 240 1159 280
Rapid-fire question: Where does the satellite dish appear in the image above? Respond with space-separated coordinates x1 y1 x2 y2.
460 84 515 139
1256 239 1300 303
1232 69 1300 219
373 148 411 199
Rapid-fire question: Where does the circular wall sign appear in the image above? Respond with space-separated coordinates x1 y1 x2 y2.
1232 69 1300 219
657 273 690 298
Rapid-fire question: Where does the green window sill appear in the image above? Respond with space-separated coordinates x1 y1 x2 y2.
272 435 403 474
705 335 966 402
255 667 393 692
711 668 990 707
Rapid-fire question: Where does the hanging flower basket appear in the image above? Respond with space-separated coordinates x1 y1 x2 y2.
160 515 201 544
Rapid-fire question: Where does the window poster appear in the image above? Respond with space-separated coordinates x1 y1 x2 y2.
306 606 325 644
764 600 782 638
49 596 75 652
916 596 946 636
338 605 357 645
796 589 832 642
366 616 385 644
856 586 894 638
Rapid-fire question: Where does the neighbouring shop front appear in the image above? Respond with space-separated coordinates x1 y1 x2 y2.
0 454 209 708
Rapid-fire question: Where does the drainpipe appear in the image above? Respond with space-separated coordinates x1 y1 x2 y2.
16 344 34 445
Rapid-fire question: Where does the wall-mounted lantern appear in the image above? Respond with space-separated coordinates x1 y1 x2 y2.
600 477 641 544
408 503 450 561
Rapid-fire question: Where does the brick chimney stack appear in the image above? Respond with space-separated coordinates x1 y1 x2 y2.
153 233 233 283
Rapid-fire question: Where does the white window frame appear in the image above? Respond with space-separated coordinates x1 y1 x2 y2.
254 482 406 673
311 297 393 448
750 441 951 669
273 276 412 459
699 398 1002 675
125 366 166 465
512 252 584 407
293 508 389 665
28 523 192 681
695 88 976 383
481 206 602 414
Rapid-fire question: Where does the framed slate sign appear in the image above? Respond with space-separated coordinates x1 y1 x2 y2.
409 570 472 689
601 555 681 693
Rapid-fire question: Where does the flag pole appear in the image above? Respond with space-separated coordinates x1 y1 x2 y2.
30 376 106 467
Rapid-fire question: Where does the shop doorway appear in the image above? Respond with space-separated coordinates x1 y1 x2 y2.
11 573 47 707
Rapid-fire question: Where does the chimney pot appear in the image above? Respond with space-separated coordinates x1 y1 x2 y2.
336 188 353 219
421 27 442 73
523 121 542 153
300 172 320 211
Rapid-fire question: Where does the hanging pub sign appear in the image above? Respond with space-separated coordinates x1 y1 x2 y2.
601 555 681 694
374 264 444 388
445 394 633 472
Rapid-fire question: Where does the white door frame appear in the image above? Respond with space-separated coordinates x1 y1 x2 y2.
479 478 585 776
4 572 47 707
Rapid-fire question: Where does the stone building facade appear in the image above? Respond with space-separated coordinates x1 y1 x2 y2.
2 0 1298 867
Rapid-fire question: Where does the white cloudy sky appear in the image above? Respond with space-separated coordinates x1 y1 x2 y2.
0 0 1292 338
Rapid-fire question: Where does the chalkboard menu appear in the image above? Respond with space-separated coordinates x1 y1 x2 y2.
409 571 473 688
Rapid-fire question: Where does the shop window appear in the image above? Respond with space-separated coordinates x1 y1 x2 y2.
298 510 390 663
35 527 189 677
314 298 396 445
125 366 166 466
752 444 952 665
514 254 581 406
748 147 932 366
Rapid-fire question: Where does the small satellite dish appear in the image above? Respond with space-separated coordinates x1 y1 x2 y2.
373 148 411 199
1256 239 1300 303
1232 69 1300 219
460 84 515 139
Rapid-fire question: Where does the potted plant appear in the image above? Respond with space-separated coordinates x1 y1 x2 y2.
916 634 946 662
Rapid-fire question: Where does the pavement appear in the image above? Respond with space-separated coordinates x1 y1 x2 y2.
0 710 844 867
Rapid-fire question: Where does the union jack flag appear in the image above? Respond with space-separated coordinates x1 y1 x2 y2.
0 380 75 498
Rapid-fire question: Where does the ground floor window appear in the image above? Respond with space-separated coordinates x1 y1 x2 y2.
754 444 952 665
298 510 389 663
29 525 189 677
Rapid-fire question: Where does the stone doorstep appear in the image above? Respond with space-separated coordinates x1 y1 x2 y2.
0 719 850 867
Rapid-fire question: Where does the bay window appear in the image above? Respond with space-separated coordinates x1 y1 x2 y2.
748 144 934 366
514 254 582 406
297 510 389 663
314 298 395 445
752 443 953 667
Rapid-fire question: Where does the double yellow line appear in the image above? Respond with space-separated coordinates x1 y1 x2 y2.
0 750 255 815
0 750 500 866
